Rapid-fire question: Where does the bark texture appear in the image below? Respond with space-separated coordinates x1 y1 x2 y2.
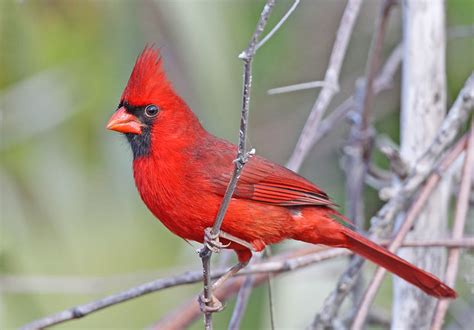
392 1 449 329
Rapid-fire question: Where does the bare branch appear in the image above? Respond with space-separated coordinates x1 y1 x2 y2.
311 131 468 330
255 0 301 52
286 0 363 172
379 73 474 201
268 80 331 95
350 133 469 330
431 117 474 330
376 135 409 179
20 235 474 330
308 42 403 150
316 1 397 326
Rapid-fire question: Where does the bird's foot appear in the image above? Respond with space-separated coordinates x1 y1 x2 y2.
204 228 230 253
198 293 224 313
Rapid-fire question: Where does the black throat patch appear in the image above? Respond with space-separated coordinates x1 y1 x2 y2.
126 126 151 159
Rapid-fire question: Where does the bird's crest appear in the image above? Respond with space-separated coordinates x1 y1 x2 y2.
121 46 171 106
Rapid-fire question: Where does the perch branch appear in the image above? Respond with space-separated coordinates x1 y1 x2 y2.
199 1 276 328
20 236 474 330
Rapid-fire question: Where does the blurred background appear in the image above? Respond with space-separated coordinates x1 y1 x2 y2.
1 0 473 328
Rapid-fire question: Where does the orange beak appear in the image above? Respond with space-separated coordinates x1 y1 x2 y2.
106 107 143 134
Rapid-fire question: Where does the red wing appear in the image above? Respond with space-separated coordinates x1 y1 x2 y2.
212 155 334 207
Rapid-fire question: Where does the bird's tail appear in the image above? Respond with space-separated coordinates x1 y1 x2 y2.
340 223 456 298
294 208 456 299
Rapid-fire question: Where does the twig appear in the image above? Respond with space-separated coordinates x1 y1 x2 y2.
431 118 474 330
199 1 276 328
228 254 263 330
306 42 402 151
341 0 396 324
255 0 301 52
447 24 474 39
150 246 343 330
268 80 331 95
312 132 469 330
265 246 276 330
286 0 363 172
228 275 255 330
268 41 401 95
21 235 474 330
376 134 409 179
350 132 470 330
379 73 474 201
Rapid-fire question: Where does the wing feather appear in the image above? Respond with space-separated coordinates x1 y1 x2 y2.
211 153 334 207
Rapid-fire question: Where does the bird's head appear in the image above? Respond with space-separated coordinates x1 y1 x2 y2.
107 46 200 158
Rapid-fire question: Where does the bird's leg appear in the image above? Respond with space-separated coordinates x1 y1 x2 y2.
203 227 230 253
198 261 248 313
199 228 254 313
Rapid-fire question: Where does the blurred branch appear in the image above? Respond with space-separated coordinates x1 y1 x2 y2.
376 134 409 179
343 0 396 319
228 254 262 330
151 246 340 329
19 235 474 329
199 1 276 328
350 132 470 330
268 80 330 95
431 118 474 330
379 73 474 201
286 0 363 172
447 24 474 39
307 43 403 151
312 127 469 330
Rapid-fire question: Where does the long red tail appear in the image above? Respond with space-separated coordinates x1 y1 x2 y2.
342 227 456 298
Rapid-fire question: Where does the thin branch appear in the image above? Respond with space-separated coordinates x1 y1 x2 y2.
265 246 276 330
149 246 343 330
286 0 363 172
307 42 402 150
431 117 474 330
317 1 396 326
350 132 470 330
268 80 331 95
379 73 474 201
228 275 255 330
255 0 301 52
228 254 262 330
312 132 469 330
199 1 276 328
376 134 409 179
447 24 474 39
20 236 474 330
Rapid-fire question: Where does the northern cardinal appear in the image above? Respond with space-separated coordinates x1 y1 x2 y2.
106 47 456 308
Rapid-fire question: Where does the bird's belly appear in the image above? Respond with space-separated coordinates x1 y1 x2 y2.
142 190 293 248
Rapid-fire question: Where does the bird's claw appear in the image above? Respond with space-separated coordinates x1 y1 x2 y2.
198 293 224 313
204 228 230 253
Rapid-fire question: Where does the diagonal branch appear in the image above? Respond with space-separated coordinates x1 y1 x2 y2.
350 132 469 330
286 0 363 172
431 117 474 330
343 0 396 316
20 236 474 330
311 78 474 327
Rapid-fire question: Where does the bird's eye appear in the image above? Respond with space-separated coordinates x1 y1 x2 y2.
144 104 159 118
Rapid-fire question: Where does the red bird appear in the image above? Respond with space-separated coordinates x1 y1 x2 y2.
107 47 456 307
